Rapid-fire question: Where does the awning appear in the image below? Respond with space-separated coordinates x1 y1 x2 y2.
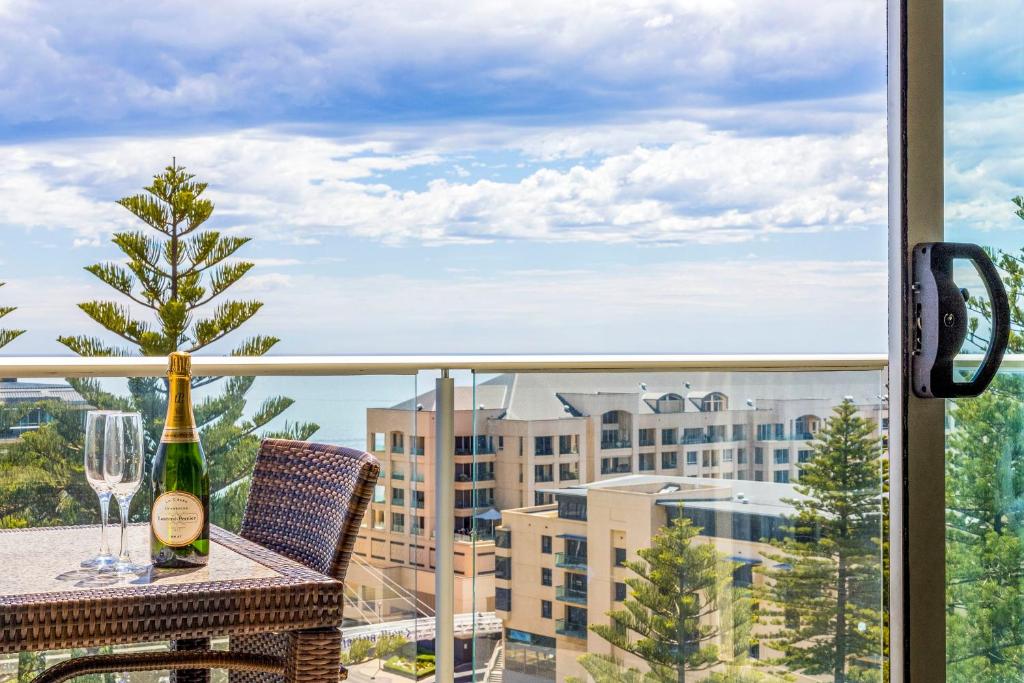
727 556 763 565
474 508 502 521
557 533 588 541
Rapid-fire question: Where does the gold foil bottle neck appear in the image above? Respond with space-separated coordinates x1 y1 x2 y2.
168 351 192 378
163 352 198 443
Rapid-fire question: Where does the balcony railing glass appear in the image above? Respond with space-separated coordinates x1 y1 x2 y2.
555 618 588 640
555 552 588 570
555 585 588 604
0 353 889 683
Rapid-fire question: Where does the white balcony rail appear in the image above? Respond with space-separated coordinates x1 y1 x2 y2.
0 353 889 377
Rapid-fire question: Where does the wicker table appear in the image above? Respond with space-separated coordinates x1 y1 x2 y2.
0 524 345 683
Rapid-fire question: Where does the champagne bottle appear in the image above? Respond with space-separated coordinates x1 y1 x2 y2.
151 351 210 567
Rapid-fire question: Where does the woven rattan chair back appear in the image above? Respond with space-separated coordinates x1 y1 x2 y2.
240 438 380 581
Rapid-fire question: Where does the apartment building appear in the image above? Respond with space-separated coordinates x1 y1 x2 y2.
0 379 87 444
350 385 503 618
495 475 835 682
351 371 885 624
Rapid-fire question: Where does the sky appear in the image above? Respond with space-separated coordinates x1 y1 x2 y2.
0 0 1017 356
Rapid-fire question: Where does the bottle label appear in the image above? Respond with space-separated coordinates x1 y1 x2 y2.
161 426 200 443
151 491 204 547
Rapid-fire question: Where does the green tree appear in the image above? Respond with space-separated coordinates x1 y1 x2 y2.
373 633 409 673
0 400 100 528
760 400 885 683
340 638 374 666
57 161 317 530
945 380 1024 681
576 517 726 683
944 195 1024 680
0 281 25 349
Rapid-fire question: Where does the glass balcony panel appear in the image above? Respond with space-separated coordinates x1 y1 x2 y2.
555 584 588 605
555 618 588 640
476 368 886 681
2 372 430 674
944 2 1024 675
1 362 888 682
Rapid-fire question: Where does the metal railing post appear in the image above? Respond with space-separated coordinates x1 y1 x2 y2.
434 370 455 682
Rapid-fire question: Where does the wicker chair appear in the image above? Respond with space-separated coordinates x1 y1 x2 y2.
35 439 380 683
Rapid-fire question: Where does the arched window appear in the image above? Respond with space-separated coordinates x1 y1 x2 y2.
794 415 822 440
701 392 728 412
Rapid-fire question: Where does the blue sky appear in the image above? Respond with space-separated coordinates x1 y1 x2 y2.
0 0 1014 356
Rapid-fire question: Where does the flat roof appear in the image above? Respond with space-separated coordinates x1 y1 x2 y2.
538 474 802 516
658 498 797 518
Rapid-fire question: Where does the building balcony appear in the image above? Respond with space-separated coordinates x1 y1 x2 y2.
555 552 588 570
455 530 496 544
555 619 588 640
454 446 496 455
600 439 631 450
555 585 588 605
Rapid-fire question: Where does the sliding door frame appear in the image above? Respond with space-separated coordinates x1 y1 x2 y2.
888 0 946 680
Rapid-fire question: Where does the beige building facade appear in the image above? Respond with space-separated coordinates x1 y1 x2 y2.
349 371 886 642
495 476 859 682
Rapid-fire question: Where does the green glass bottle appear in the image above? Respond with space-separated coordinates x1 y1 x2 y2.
150 351 210 567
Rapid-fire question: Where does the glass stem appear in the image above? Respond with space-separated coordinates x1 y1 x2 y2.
98 491 112 556
116 494 132 561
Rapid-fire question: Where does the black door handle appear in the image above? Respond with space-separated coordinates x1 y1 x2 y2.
912 242 1010 398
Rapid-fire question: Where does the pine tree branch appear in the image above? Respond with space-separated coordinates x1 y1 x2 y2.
0 329 24 349
76 301 150 346
231 335 280 357
56 335 130 357
188 262 254 310
83 263 158 311
189 300 263 351
112 231 170 278
181 233 251 276
117 195 170 234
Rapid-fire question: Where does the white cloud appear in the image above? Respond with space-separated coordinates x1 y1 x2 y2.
244 258 304 267
0 0 884 127
644 14 674 29
0 254 885 355
0 119 886 247
234 273 294 292
945 92 1024 234
247 258 886 353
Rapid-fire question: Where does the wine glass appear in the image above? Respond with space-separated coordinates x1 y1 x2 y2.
81 411 118 570
104 412 148 575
